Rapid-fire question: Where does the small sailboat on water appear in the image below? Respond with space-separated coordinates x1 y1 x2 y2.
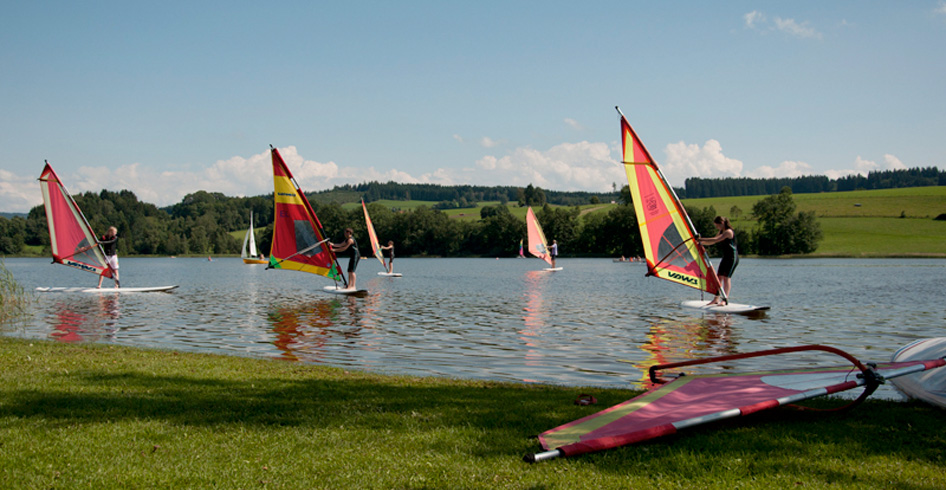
362 200 401 277
36 161 178 293
265 146 364 296
616 107 766 314
241 210 267 264
526 207 561 271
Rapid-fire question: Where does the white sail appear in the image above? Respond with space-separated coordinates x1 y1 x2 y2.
241 210 262 261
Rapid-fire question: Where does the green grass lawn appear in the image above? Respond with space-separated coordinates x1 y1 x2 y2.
2 337 945 489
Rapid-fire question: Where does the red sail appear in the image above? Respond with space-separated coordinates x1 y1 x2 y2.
267 148 343 284
38 163 112 278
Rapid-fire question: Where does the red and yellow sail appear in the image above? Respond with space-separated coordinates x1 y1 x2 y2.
526 207 553 266
618 108 721 296
362 200 385 267
268 147 343 284
38 162 113 278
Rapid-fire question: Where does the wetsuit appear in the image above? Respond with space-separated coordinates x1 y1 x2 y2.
344 237 360 273
383 245 394 263
717 234 739 278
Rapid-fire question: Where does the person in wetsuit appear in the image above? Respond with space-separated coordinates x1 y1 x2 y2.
380 240 395 273
698 216 738 305
97 226 121 289
331 228 360 289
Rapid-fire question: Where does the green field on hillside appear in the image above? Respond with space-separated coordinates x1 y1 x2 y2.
683 186 946 219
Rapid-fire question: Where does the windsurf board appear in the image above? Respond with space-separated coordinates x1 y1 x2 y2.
36 285 179 293
377 272 403 277
323 285 368 297
890 337 946 409
543 267 563 272
681 299 769 314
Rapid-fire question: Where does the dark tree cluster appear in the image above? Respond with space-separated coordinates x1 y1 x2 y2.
682 167 943 198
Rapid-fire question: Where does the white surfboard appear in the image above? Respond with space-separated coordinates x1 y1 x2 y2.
323 285 368 297
543 267 563 272
681 299 770 314
36 285 179 293
377 272 403 277
890 338 946 409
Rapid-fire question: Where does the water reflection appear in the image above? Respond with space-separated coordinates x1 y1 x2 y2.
519 271 550 382
635 314 736 388
48 294 122 343
265 294 381 364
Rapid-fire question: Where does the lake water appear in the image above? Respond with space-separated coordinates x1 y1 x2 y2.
2 257 944 399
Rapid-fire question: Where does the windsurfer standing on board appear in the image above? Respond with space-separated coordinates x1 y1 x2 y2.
380 240 395 273
549 240 559 269
331 228 359 290
698 216 738 306
97 226 120 289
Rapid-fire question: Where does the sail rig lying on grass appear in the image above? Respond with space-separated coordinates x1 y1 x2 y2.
525 207 553 267
266 146 346 287
617 107 723 300
38 162 113 280
526 344 946 462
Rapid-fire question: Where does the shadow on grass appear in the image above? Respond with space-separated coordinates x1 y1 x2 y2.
3 340 945 487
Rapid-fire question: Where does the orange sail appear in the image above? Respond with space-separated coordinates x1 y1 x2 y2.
38 162 113 279
361 200 385 268
267 147 344 285
617 107 722 297
526 207 553 266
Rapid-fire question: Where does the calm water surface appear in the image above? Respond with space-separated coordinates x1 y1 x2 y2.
3 257 944 399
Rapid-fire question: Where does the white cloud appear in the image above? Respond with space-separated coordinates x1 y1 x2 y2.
773 16 823 40
662 139 744 186
479 136 499 148
564 118 583 131
744 10 766 29
936 1 946 15
746 160 814 179
0 169 42 214
824 154 908 180
883 154 906 170
744 11 822 40
452 134 464 143
474 140 624 192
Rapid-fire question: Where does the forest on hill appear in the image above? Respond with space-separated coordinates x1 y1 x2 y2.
0 181 828 259
681 167 944 198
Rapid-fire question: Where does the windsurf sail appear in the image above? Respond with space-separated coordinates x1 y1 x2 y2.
241 210 266 263
526 344 946 462
526 207 552 266
519 239 525 258
266 146 345 286
38 162 113 279
362 200 385 268
617 107 722 299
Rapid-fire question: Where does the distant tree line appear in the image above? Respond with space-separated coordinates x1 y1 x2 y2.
1 182 822 258
682 167 944 198
321 181 619 207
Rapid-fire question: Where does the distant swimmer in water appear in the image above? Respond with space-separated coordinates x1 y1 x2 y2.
698 216 738 306
331 228 359 289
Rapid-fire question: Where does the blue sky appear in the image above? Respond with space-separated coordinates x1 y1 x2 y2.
2 1 945 213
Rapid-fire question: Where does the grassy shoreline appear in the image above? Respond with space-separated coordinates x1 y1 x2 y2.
2 337 944 488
